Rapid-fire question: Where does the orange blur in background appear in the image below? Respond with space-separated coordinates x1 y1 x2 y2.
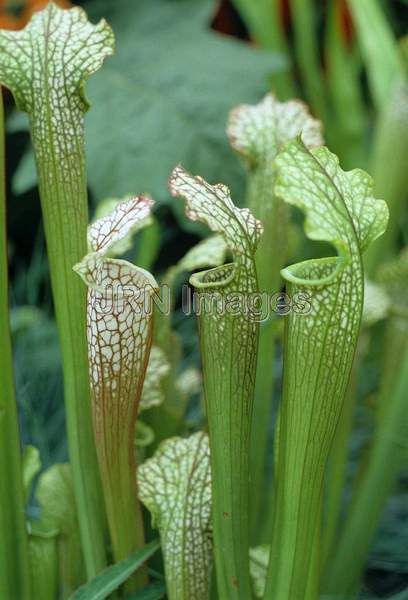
0 0 71 30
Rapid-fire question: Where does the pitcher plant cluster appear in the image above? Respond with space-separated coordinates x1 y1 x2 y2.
1 3 407 600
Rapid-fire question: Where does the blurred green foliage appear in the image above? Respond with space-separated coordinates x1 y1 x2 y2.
11 0 285 233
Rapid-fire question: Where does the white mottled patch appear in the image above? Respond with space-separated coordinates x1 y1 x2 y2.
138 432 212 600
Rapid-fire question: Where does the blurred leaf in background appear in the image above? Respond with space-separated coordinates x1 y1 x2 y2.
11 0 286 234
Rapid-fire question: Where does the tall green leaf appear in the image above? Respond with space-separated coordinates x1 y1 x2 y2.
0 3 114 577
75 198 158 589
264 139 388 599
327 345 408 595
169 165 262 599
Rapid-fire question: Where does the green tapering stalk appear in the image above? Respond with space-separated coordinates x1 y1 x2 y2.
267 262 362 600
0 89 32 600
0 4 114 577
227 95 322 541
377 319 408 424
264 139 388 600
169 165 263 599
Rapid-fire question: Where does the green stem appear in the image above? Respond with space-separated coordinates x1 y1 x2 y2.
376 317 408 423
322 387 355 564
305 520 321 600
0 90 32 600
250 321 276 539
30 84 108 579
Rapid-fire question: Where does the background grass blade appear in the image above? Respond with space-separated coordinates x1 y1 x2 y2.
290 0 328 120
346 0 403 111
265 139 388 600
69 540 160 600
